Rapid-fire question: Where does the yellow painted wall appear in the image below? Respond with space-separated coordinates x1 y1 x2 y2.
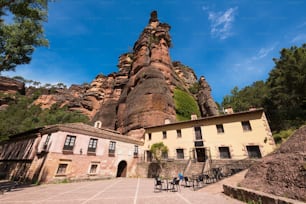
144 110 275 161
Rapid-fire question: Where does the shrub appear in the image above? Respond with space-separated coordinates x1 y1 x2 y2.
173 88 200 121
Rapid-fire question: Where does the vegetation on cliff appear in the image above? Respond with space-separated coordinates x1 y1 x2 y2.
174 88 200 121
0 93 89 141
222 44 306 142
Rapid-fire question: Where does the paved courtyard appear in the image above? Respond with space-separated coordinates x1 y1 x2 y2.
0 177 245 204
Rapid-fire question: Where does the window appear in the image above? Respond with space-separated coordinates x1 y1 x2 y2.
176 149 184 159
176 129 182 138
194 141 204 147
109 141 116 156
216 124 224 133
88 138 98 153
44 134 51 146
242 121 252 131
56 164 68 175
63 135 76 151
43 133 51 150
162 131 167 139
89 164 98 174
134 145 139 158
219 147 231 159
162 151 168 160
148 133 152 141
194 127 202 140
246 145 262 158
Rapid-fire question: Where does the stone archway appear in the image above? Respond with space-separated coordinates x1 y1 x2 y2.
116 160 127 177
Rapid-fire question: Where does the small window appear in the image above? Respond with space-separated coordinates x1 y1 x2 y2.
176 129 182 138
216 124 224 133
134 145 139 158
219 147 231 159
56 163 68 175
43 133 51 150
109 141 116 156
88 138 98 153
246 145 262 158
176 149 184 159
162 151 168 160
194 127 202 140
148 133 152 141
63 135 76 151
89 164 98 174
242 121 252 131
162 131 167 139
44 133 51 146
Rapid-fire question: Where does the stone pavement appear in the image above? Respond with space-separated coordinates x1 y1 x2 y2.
0 172 246 204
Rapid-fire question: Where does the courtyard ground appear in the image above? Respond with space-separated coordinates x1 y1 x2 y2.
0 171 246 204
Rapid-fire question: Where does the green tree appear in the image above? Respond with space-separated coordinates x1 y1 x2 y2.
0 94 89 141
221 81 268 112
0 0 49 72
266 44 306 130
150 142 168 162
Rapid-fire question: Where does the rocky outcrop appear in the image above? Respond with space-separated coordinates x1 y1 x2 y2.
240 126 306 202
2 11 220 138
116 11 179 136
197 76 219 116
172 61 197 88
0 76 25 110
0 76 25 94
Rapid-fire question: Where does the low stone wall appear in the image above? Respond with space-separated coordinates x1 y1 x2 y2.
136 161 187 178
223 184 304 204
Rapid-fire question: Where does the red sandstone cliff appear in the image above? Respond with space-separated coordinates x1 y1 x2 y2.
0 11 219 138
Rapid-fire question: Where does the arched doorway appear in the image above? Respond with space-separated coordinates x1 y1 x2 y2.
116 160 127 177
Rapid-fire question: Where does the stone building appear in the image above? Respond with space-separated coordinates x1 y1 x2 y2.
143 108 275 164
0 123 143 183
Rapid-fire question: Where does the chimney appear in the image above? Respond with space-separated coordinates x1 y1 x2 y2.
224 107 234 114
94 121 102 128
191 114 198 120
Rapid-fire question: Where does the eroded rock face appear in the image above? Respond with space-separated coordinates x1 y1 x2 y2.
116 11 178 135
0 76 25 110
240 126 306 202
197 76 219 116
0 76 25 94
5 11 220 137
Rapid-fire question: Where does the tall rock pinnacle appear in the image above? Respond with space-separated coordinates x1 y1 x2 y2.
116 11 176 136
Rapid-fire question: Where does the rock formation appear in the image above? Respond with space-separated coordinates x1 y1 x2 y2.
239 126 306 202
0 11 220 138
197 76 219 116
0 76 25 94
0 76 25 110
116 11 178 136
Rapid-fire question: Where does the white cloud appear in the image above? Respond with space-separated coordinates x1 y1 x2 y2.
252 45 276 60
291 34 306 43
207 7 238 40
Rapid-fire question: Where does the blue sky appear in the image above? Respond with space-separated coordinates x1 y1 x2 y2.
3 0 306 103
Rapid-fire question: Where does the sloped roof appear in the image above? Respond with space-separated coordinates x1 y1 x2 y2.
7 123 143 145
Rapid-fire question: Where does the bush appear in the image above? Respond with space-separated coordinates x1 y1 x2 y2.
272 128 295 144
173 88 200 121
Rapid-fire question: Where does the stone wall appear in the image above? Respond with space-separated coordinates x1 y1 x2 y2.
223 184 305 204
136 161 188 178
